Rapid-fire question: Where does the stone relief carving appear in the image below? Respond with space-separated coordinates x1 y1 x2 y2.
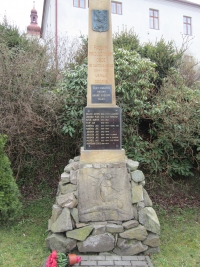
78 167 133 222
89 171 122 202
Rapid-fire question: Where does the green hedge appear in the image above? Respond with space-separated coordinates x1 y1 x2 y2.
57 47 200 178
0 135 22 222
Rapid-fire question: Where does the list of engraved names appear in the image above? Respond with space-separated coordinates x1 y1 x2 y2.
84 108 121 150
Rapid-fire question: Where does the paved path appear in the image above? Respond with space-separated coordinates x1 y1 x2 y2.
74 255 154 267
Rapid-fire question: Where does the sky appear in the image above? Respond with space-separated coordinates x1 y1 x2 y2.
0 0 200 33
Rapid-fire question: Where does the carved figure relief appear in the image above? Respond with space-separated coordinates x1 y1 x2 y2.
89 171 122 205
78 167 133 222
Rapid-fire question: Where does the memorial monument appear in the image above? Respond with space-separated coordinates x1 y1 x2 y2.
78 0 133 222
46 0 160 256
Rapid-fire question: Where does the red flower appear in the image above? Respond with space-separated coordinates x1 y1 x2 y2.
52 251 58 259
76 256 82 263
46 251 81 267
46 251 58 267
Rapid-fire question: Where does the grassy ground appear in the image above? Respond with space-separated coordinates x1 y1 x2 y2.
0 196 54 267
0 195 200 267
151 206 200 267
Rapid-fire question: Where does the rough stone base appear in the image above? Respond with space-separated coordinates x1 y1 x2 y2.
46 156 160 256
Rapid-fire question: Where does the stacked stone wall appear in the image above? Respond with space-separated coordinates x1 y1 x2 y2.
46 156 160 256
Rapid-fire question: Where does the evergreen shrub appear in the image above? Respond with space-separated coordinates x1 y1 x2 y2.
58 42 200 178
0 135 22 222
139 38 184 90
57 63 87 150
113 31 186 91
113 29 140 52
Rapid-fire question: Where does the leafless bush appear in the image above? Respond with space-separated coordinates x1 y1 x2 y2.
179 54 200 88
44 33 82 69
0 33 81 194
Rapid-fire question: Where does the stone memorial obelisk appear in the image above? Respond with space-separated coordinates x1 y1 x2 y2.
80 0 125 163
78 0 133 222
45 2 160 256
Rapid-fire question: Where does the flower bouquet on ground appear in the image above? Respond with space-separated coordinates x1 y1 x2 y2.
46 251 82 267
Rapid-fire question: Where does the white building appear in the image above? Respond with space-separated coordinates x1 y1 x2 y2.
41 0 200 61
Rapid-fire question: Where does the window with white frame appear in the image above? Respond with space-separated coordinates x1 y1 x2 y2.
149 9 159 30
111 1 122 15
183 16 192 35
73 0 85 8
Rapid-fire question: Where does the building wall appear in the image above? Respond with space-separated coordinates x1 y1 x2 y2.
111 0 200 59
42 0 56 39
58 0 88 37
41 0 200 61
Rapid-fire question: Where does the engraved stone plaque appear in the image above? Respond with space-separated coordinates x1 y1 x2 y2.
84 107 121 150
92 10 109 32
91 84 112 103
78 166 133 222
